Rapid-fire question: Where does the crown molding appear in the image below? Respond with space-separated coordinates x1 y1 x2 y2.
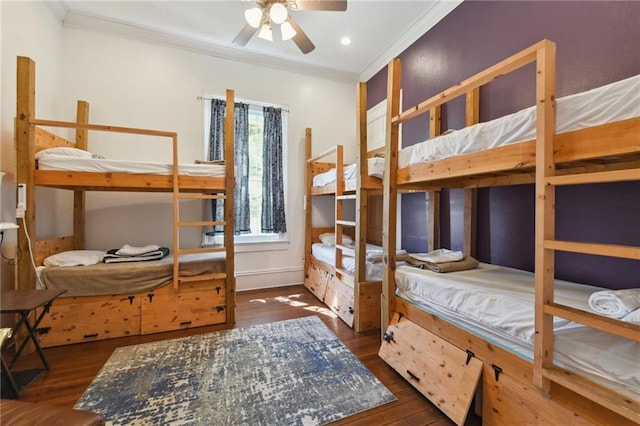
358 0 463 82
62 10 359 85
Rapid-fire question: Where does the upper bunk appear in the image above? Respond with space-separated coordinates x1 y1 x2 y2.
385 39 640 190
16 57 233 194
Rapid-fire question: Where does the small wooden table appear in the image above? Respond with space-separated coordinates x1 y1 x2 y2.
1 289 66 396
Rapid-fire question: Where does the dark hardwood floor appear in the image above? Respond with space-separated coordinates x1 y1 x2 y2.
6 285 480 425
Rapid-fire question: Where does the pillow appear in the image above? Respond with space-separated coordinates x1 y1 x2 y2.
319 233 353 247
35 147 94 160
43 250 105 267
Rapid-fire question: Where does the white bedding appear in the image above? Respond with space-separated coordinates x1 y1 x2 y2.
399 74 640 168
37 156 226 177
312 242 404 282
312 157 385 187
395 263 640 399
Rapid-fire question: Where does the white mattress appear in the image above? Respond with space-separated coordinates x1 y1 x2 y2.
312 157 385 187
312 242 403 282
395 263 640 400
37 156 226 177
399 74 640 168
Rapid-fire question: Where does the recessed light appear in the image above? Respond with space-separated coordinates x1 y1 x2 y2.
341 36 351 46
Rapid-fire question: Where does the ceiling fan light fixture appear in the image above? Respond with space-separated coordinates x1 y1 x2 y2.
258 23 273 41
281 21 297 41
244 7 263 28
269 3 288 25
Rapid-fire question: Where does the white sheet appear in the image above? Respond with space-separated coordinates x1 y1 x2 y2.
399 74 640 168
312 242 403 282
395 263 640 400
37 156 225 177
312 157 385 187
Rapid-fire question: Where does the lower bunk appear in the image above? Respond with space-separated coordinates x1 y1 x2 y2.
34 251 228 347
379 263 639 425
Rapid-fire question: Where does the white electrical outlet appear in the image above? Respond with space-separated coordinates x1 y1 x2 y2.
17 183 27 211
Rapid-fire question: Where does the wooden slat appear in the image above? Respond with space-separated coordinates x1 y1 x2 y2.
178 193 226 200
336 220 356 227
307 145 339 163
544 302 640 341
32 119 177 138
542 366 640 424
179 273 226 283
336 194 356 200
223 89 236 324
73 100 89 250
545 168 640 186
544 240 639 259
177 246 226 255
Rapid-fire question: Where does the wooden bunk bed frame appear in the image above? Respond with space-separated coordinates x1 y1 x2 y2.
15 56 236 347
303 83 385 332
379 40 640 425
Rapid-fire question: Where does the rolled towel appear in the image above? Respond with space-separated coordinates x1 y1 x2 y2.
622 308 640 324
409 249 464 264
588 289 640 318
406 255 479 273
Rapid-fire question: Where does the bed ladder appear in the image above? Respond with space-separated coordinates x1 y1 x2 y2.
333 145 355 285
534 41 640 423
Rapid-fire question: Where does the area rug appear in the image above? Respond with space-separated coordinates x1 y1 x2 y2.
75 315 395 425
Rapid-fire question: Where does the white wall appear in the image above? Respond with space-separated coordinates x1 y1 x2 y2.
1 2 64 296
1 1 358 291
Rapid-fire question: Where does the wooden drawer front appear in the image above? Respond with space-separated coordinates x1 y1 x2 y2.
482 364 599 426
36 296 141 347
378 313 482 426
141 288 226 334
325 276 355 327
304 261 330 301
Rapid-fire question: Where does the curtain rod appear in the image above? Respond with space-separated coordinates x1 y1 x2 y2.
197 95 289 113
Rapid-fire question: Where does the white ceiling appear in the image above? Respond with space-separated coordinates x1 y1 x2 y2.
55 0 462 83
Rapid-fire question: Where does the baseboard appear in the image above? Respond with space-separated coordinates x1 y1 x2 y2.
236 266 304 291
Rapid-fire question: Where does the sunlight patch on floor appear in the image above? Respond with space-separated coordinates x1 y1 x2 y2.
274 296 307 307
304 305 337 318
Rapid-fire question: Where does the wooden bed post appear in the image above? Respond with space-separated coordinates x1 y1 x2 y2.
353 82 368 331
74 101 89 250
304 128 312 275
463 88 479 257
224 89 236 324
427 106 442 253
382 58 402 331
534 40 557 395
16 56 36 291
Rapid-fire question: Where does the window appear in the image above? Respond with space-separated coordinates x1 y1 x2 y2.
203 96 288 250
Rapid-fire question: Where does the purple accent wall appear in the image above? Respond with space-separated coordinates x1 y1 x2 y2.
368 1 640 288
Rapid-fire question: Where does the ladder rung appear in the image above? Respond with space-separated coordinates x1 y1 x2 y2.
336 220 356 227
542 366 640 423
178 220 224 227
546 168 640 186
336 194 356 200
178 193 226 200
179 272 226 283
178 246 226 255
544 302 640 341
543 240 639 260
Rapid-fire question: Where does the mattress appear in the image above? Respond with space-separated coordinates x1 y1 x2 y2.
399 74 640 168
312 157 385 187
312 242 404 282
395 263 640 400
37 157 226 177
38 252 226 297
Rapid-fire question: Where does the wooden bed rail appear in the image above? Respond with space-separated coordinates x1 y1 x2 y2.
392 39 554 125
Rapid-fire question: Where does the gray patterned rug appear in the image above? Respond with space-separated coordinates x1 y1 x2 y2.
75 316 395 425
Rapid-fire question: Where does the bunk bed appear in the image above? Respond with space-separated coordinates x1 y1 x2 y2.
303 83 390 331
378 40 640 425
15 56 236 347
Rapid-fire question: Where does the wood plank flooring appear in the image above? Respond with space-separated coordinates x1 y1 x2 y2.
5 285 481 425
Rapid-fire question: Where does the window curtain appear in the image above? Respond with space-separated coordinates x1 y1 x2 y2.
261 107 287 233
208 99 251 235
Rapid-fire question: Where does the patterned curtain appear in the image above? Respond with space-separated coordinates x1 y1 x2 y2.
208 99 251 235
261 107 287 233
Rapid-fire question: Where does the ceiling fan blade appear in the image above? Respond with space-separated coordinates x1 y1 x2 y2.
292 0 347 11
233 23 259 47
286 16 315 54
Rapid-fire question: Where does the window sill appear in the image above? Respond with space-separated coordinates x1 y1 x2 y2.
202 236 289 253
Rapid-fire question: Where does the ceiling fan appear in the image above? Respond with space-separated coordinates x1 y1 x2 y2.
232 0 348 54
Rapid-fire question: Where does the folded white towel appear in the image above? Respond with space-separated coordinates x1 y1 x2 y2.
622 308 640 324
116 244 161 256
588 289 640 318
409 248 464 264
